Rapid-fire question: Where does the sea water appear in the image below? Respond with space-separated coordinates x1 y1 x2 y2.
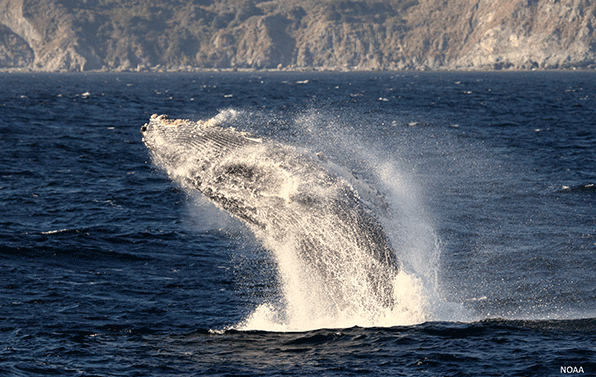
1 71 594 376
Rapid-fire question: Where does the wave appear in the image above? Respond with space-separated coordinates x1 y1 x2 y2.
559 183 596 193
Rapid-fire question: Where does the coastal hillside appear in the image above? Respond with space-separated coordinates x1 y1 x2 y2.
1 0 595 71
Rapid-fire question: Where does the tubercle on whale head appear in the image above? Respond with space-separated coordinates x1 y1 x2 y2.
153 114 191 128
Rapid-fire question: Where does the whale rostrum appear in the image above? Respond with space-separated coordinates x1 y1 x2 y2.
142 114 399 310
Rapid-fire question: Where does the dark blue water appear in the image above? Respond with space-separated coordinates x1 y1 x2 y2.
1 72 595 376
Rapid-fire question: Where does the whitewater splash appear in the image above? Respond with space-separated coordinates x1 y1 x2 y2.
142 109 467 331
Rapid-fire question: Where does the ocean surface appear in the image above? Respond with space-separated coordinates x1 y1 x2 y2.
1 71 595 376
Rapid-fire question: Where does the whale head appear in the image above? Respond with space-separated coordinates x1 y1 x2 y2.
141 114 257 178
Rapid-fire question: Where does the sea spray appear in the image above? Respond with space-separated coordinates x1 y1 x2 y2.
143 109 470 331
233 109 462 331
239 271 427 331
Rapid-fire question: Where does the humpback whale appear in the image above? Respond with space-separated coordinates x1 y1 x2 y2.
141 114 399 310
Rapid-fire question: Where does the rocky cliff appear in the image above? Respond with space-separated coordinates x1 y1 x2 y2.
1 0 595 71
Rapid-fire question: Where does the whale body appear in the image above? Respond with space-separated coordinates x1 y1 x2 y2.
141 114 399 310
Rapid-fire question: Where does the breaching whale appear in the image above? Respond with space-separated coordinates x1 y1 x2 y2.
141 114 399 310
